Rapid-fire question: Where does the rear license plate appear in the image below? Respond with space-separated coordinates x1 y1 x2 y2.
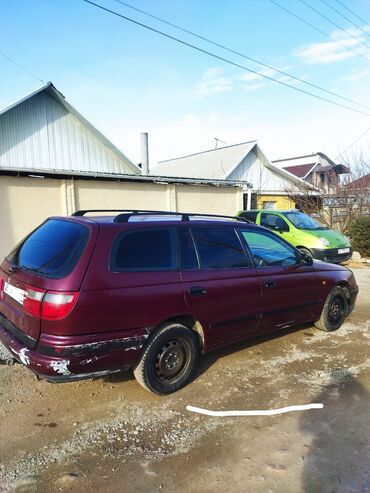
4 282 26 305
338 248 350 254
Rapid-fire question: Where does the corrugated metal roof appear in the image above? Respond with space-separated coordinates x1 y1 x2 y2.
153 141 310 191
153 141 257 180
0 82 140 175
0 165 246 187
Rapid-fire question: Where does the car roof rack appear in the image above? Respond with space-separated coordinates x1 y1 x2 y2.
72 209 251 223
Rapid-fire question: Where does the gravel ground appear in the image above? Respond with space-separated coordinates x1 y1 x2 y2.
0 265 369 493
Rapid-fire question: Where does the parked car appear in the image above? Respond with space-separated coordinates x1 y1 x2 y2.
0 210 358 394
237 209 352 263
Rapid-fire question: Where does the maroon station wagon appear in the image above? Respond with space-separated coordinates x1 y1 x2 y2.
0 210 359 394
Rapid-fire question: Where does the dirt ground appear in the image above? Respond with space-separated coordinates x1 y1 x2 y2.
0 265 369 493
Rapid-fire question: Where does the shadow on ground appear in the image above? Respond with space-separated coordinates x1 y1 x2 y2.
300 370 370 493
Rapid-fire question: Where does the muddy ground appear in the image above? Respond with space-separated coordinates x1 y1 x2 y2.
0 266 369 493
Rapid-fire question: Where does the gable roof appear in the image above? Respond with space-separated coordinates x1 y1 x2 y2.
153 141 311 192
347 173 370 189
153 141 257 180
272 152 337 167
283 163 316 178
0 82 140 175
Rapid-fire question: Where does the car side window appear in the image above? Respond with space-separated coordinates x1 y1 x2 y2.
260 213 289 232
191 227 251 269
241 230 297 268
178 228 199 270
110 228 176 271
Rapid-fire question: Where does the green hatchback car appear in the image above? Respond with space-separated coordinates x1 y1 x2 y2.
238 209 352 264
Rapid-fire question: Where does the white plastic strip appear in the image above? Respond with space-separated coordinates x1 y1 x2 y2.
186 403 324 417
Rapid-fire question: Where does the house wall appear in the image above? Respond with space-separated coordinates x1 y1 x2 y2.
257 194 295 210
229 150 299 193
0 175 243 259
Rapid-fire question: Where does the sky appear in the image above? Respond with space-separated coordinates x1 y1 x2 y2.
1 0 370 169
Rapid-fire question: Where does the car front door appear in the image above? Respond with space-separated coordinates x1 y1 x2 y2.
178 226 261 350
240 228 320 334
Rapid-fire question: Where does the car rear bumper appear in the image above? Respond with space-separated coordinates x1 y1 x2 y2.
0 315 148 382
311 247 352 264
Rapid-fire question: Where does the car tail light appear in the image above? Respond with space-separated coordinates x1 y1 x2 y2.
0 278 4 300
41 291 78 320
23 287 45 317
23 286 78 320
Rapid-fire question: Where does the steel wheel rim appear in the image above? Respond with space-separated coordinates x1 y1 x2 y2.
329 295 345 324
155 339 190 383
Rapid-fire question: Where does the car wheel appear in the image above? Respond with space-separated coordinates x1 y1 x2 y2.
133 323 199 394
298 247 313 258
314 286 348 332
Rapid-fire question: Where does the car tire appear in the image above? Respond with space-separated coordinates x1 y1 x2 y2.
298 247 313 258
314 286 348 332
133 323 199 394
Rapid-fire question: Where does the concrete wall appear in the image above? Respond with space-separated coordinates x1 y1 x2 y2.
0 175 243 259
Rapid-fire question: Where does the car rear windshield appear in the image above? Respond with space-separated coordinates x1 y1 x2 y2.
7 219 89 279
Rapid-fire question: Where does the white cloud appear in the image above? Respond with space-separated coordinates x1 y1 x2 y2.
196 65 300 96
294 28 370 64
340 70 369 81
195 67 234 97
242 82 267 92
237 66 277 82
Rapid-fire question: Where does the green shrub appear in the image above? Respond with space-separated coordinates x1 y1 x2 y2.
348 216 370 256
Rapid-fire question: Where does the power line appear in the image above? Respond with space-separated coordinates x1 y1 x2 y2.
297 0 370 52
0 51 45 84
111 0 370 111
333 0 369 27
319 0 370 38
81 0 370 118
269 0 370 63
336 127 370 159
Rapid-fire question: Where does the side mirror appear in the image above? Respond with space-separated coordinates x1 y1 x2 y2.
300 252 313 266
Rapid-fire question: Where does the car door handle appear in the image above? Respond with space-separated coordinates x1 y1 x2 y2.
189 286 207 297
264 280 277 288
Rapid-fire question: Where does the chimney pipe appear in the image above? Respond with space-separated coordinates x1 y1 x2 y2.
141 132 149 175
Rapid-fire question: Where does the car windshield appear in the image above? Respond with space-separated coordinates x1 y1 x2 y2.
283 212 327 230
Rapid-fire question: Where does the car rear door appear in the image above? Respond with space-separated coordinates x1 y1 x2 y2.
240 228 320 334
179 225 261 350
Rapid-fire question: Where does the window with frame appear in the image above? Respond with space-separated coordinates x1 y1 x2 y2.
7 219 89 279
262 201 276 210
241 230 297 267
178 228 198 270
260 213 289 232
110 228 175 271
191 227 250 269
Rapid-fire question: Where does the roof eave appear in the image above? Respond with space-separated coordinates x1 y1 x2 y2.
0 166 252 188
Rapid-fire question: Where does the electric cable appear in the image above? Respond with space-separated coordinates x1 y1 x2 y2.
318 0 370 38
336 127 370 159
111 0 370 111
297 0 370 52
332 0 369 28
269 0 370 63
81 0 370 118
0 51 45 84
